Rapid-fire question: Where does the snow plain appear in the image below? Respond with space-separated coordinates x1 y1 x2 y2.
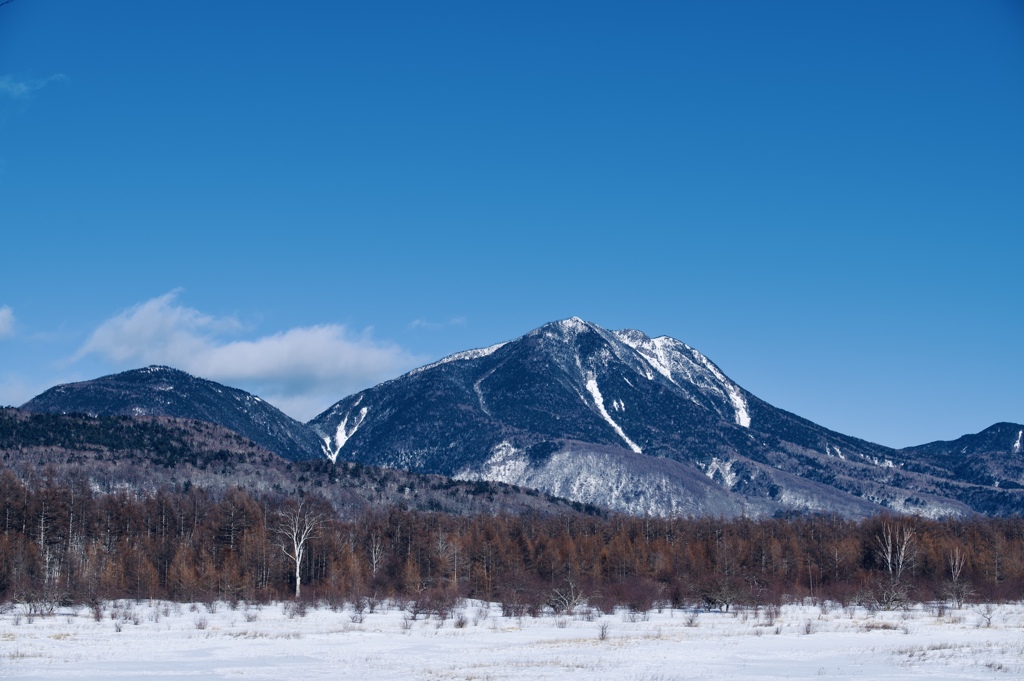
3 599 1023 680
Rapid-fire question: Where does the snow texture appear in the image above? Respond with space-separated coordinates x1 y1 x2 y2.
5 599 1024 680
556 316 592 335
1014 430 1022 455
824 444 846 460
466 441 529 483
455 444 764 516
702 457 739 488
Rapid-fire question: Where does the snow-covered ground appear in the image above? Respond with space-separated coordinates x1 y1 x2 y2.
2 599 1023 680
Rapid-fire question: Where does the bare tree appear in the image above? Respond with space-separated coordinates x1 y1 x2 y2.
435 531 460 588
944 545 971 608
549 578 586 615
876 521 917 584
272 500 324 599
873 521 917 609
367 533 386 578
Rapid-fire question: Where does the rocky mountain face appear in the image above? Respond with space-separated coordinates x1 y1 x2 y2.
309 318 1024 518
21 366 325 461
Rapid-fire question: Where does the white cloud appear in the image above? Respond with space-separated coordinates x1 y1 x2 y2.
0 306 14 338
0 74 67 99
73 292 426 420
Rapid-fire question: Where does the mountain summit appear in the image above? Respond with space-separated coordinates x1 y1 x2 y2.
310 317 1022 517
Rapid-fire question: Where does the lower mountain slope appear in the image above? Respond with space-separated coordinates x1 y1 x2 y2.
0 408 594 517
310 318 1024 518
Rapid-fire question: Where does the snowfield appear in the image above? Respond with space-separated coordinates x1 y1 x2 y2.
2 600 1024 680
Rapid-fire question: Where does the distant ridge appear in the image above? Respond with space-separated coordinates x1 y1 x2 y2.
898 422 1024 490
21 366 325 461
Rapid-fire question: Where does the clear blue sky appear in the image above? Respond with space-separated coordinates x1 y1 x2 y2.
1 1 1021 447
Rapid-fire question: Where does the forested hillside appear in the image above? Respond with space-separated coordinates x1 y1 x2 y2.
0 409 595 518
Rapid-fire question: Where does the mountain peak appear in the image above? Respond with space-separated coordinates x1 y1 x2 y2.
140 364 182 373
533 316 600 337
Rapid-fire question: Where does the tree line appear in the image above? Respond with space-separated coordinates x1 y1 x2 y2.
2 469 1022 612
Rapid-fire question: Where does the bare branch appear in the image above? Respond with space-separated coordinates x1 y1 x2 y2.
876 521 916 584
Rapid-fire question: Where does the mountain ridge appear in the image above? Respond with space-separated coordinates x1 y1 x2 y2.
16 318 1023 518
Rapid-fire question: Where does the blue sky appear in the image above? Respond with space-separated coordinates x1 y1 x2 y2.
1 1 1021 447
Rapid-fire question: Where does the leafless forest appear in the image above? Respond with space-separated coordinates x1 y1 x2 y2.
2 471 1022 614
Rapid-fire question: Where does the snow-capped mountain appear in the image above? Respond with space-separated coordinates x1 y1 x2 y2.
20 321 1022 518
21 366 325 461
309 317 1024 517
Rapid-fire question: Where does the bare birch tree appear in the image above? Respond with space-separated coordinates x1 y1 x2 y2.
272 500 324 599
874 521 917 608
435 531 460 588
944 545 971 608
367 533 385 578
876 521 917 583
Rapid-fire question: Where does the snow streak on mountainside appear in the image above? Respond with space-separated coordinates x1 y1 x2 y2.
584 375 642 454
324 400 368 463
310 317 1024 517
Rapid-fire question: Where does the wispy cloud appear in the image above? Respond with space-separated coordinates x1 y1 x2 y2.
73 292 426 420
0 306 14 338
0 74 67 99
